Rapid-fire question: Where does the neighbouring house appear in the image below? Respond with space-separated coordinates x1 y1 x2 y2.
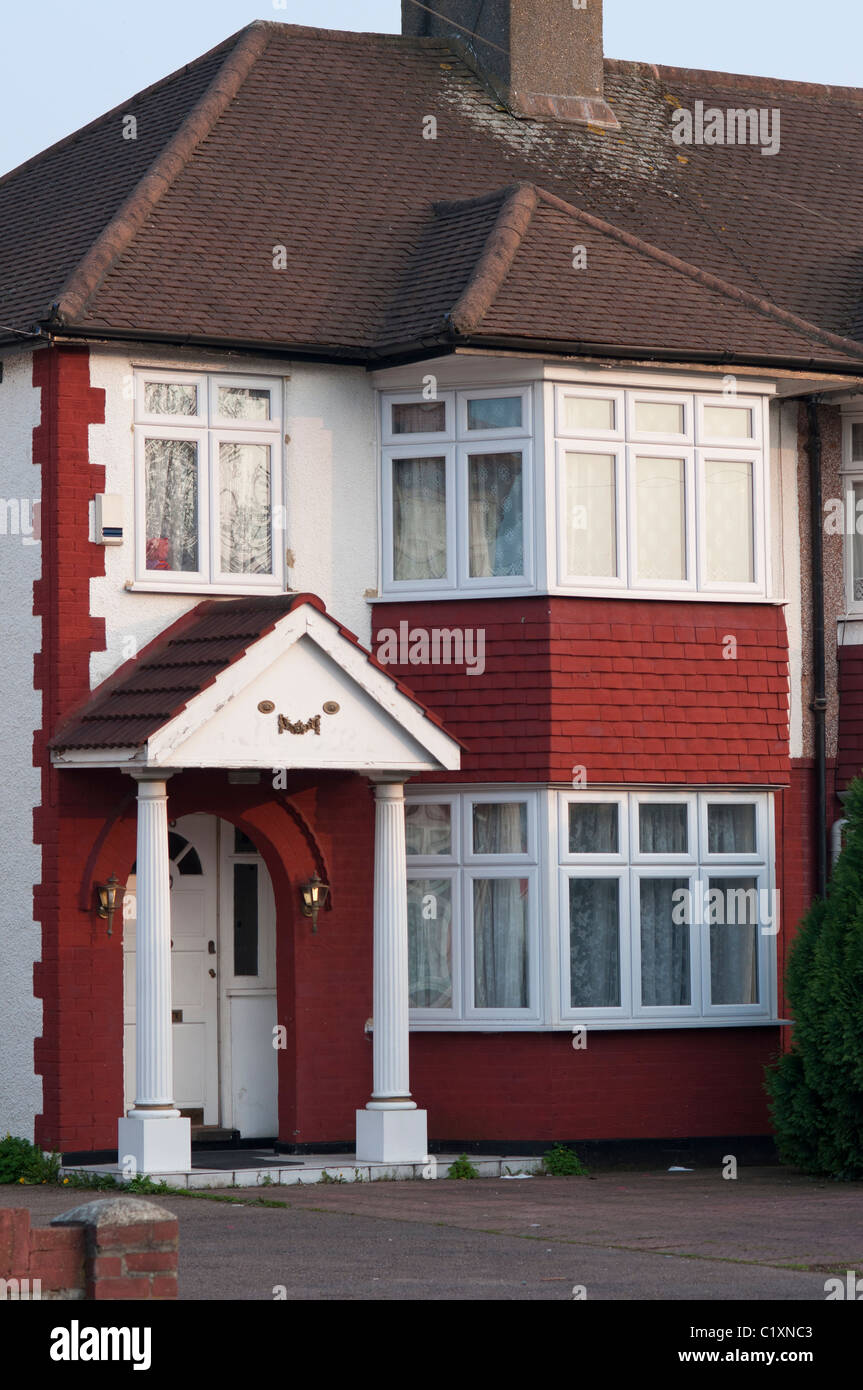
2 2 863 1171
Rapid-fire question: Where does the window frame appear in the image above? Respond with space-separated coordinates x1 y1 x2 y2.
555 440 627 589
457 385 532 441
695 393 762 449
555 385 625 442
381 443 457 593
133 369 285 592
457 438 532 589
627 443 697 593
382 390 455 446
696 446 763 594
626 390 693 445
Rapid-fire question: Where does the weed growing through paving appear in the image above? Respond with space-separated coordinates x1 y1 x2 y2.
447 1154 479 1180
317 1169 347 1184
542 1144 589 1176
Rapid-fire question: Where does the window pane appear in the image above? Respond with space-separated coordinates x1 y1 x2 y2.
468 451 523 578
473 878 528 1007
467 396 522 431
635 455 685 581
565 451 616 577
233 862 259 976
218 385 271 421
640 877 691 1006
704 457 753 583
569 878 621 1008
634 400 684 434
852 423 863 462
144 381 198 416
219 441 272 574
392 401 446 434
854 482 863 602
405 803 451 856
708 876 759 1004
568 802 619 854
145 438 199 571
639 803 688 854
234 828 257 854
392 456 447 581
472 802 527 855
707 804 757 854
703 405 753 438
408 878 453 1008
563 395 615 432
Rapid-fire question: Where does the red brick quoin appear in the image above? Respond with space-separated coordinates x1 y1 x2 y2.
0 1198 177 1300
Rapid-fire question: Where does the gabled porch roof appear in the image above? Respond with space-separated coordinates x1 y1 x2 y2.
50 594 462 774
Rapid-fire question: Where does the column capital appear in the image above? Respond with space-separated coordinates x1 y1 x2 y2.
129 769 175 785
369 777 407 800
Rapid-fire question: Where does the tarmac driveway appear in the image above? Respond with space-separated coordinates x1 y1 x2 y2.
3 1166 862 1300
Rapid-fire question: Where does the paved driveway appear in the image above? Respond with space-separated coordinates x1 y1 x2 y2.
3 1166 861 1300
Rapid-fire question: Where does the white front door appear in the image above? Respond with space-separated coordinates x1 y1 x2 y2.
218 824 278 1139
123 815 219 1124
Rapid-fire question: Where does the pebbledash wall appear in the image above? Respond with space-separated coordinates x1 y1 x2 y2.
0 349 43 1140
10 344 843 1151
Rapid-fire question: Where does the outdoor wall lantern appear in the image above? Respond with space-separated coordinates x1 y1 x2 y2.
96 873 123 937
300 873 330 933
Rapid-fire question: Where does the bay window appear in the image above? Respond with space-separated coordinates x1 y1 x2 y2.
407 788 775 1029
134 370 284 589
841 413 863 612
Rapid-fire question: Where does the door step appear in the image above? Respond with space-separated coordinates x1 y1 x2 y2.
191 1126 239 1147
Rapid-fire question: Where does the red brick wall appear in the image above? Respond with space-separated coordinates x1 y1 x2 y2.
0 1204 178 1300
373 597 789 783
836 643 863 788
32 347 110 1153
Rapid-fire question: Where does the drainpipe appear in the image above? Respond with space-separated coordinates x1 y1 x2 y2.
806 397 828 897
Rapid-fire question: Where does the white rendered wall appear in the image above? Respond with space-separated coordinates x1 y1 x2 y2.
771 400 803 760
88 348 378 688
0 349 43 1139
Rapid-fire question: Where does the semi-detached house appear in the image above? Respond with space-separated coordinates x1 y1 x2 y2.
2 1 863 1170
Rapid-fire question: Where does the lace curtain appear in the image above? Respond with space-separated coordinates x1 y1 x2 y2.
145 438 199 571
565 451 617 577
393 457 447 581
709 876 758 1005
640 876 691 1006
408 878 453 1009
472 803 529 1008
219 442 272 574
569 878 620 1007
468 452 523 578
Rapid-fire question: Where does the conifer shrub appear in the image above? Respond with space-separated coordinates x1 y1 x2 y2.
766 777 863 1178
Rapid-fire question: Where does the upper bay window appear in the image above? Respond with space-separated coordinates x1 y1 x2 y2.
134 371 284 590
840 413 863 613
380 382 768 600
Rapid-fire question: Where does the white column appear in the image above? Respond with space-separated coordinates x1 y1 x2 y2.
117 773 190 1175
356 779 428 1163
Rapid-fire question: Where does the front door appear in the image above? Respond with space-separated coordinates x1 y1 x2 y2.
123 816 278 1138
123 815 219 1124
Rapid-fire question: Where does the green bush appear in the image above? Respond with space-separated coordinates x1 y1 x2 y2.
766 776 863 1178
0 1134 61 1185
446 1153 479 1179
542 1143 588 1176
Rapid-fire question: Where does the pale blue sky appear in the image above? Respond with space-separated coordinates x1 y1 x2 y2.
2 0 862 176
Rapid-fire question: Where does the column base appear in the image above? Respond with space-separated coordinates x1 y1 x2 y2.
118 1113 191 1176
355 1108 428 1164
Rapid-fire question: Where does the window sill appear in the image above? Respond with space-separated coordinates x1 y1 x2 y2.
125 581 292 597
373 588 777 604
409 1018 786 1032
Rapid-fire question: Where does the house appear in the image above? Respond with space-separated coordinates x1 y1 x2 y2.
2 1 863 1172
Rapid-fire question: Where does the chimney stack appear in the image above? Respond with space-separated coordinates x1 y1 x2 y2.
402 0 618 127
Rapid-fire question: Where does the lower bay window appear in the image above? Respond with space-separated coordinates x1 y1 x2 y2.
406 789 776 1029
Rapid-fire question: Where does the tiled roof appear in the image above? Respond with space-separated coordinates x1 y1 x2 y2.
3 22 863 370
50 594 455 751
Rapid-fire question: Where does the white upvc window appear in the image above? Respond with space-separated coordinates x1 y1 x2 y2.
381 388 534 596
407 787 776 1029
133 370 284 590
406 792 541 1023
840 414 863 614
558 790 774 1024
555 386 767 597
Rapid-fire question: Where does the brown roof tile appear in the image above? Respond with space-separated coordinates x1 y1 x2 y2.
51 593 455 751
3 21 863 370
